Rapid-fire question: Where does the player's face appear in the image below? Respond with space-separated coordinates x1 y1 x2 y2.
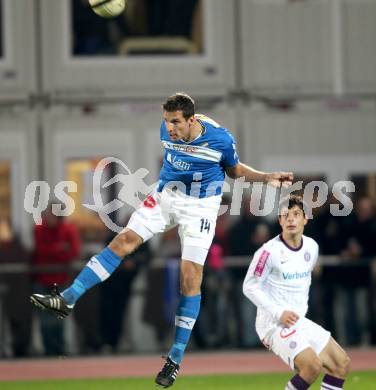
279 205 307 237
163 110 195 141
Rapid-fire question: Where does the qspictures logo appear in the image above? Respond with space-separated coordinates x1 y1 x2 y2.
24 157 355 233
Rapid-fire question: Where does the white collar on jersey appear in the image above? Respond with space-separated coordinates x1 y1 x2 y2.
181 120 206 144
279 234 303 252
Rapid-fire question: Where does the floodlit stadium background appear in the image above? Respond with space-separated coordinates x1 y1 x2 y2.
0 0 376 383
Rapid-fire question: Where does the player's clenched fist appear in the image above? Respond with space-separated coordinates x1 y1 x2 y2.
265 172 293 188
279 310 299 328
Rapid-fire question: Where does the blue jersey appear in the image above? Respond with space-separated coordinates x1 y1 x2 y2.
158 114 239 198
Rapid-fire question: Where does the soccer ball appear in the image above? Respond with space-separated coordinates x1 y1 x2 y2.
88 0 127 18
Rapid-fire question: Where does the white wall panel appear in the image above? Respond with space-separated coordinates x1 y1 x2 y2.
240 0 333 95
43 107 144 183
40 0 235 99
242 102 376 183
43 107 141 225
343 0 376 93
0 0 36 100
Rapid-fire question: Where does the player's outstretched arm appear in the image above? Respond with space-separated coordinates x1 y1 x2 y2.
226 163 293 188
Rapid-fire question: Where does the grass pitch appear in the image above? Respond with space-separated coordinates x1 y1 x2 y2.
1 371 375 389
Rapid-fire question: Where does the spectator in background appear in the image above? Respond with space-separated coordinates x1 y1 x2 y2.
194 197 231 349
315 195 346 255
311 195 348 339
339 197 376 346
211 195 232 256
32 204 80 355
228 197 259 256
228 197 272 348
249 223 272 254
194 238 230 349
100 224 152 353
0 218 31 357
342 197 376 259
143 228 180 352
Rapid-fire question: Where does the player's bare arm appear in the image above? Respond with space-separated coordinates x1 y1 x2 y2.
226 163 293 187
279 310 300 328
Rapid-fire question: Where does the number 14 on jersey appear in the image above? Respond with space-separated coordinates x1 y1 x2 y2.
200 218 211 233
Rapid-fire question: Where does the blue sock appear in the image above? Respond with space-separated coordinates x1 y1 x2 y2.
62 247 121 305
169 294 201 364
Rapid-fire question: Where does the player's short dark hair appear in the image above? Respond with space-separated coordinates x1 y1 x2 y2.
163 92 195 119
279 194 307 217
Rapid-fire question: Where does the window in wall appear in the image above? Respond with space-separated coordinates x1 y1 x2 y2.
71 0 203 56
0 161 11 219
65 158 118 241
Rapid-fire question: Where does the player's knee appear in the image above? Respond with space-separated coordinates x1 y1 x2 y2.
309 358 322 379
336 354 351 378
300 358 322 381
110 230 142 256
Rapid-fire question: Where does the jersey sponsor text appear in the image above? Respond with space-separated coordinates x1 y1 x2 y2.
254 250 270 277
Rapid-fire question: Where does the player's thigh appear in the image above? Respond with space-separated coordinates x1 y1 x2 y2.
178 218 215 267
269 318 330 371
319 337 351 377
269 326 312 370
304 318 331 357
127 193 172 241
177 197 220 259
